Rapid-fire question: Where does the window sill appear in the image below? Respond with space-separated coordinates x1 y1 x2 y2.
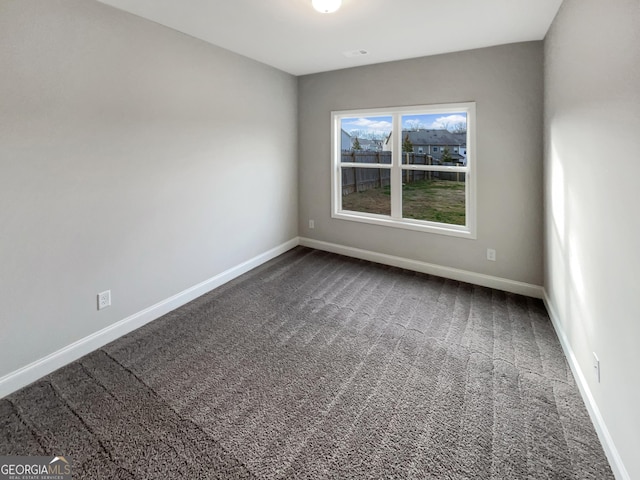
332 210 477 239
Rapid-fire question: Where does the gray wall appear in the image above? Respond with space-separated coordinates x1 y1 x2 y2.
544 1 640 477
298 42 544 285
0 0 297 379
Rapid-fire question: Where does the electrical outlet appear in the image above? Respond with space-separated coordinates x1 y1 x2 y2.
593 352 600 383
97 290 111 310
309 219 315 229
487 248 496 261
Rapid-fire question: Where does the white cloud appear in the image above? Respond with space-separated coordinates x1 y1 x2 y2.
429 115 467 130
345 118 392 133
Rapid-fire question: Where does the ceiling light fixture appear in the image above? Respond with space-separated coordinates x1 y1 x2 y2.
312 0 341 14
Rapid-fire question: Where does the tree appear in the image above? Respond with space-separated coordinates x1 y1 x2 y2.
405 119 423 131
348 130 388 141
451 122 467 134
353 137 362 151
441 147 453 164
402 134 413 153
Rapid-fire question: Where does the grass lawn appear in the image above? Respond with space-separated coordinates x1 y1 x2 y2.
342 179 465 225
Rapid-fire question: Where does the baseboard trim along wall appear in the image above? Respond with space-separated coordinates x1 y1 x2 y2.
299 237 544 299
543 292 630 480
0 238 299 399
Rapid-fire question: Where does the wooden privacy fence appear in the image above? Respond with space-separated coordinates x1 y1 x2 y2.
341 151 465 195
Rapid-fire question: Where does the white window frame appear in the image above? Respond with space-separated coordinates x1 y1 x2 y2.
331 102 476 239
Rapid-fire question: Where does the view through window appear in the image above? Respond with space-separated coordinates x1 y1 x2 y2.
332 103 475 238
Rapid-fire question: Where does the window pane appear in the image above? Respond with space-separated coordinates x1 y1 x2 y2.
340 116 392 153
341 167 391 216
402 175 466 225
401 112 467 166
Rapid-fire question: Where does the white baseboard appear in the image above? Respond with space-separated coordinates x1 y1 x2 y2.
543 292 629 480
299 237 543 298
0 238 299 399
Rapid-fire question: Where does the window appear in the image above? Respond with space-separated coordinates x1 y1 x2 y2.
332 102 476 238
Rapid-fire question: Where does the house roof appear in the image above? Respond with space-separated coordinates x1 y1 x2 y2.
451 132 467 145
404 129 466 146
385 129 467 147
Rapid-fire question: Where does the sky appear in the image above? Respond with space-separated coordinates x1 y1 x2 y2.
402 113 467 131
341 113 467 137
341 116 392 135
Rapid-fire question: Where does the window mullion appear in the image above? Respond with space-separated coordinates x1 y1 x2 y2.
391 113 402 219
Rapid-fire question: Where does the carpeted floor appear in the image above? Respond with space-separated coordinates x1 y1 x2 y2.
0 247 614 479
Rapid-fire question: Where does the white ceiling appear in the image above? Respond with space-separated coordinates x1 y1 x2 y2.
96 0 563 76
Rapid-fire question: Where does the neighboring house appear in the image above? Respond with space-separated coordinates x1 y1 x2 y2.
383 129 467 165
356 138 383 151
341 129 352 151
343 130 383 152
450 132 467 163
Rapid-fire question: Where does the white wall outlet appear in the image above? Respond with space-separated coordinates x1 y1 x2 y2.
309 219 315 229
593 352 600 383
97 290 111 310
487 248 496 261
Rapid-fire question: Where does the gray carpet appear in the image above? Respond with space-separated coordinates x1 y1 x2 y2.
0 247 614 479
